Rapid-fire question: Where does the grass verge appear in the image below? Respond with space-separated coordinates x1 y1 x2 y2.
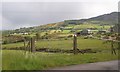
2 50 119 70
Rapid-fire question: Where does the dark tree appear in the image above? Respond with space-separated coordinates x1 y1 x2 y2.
36 33 40 41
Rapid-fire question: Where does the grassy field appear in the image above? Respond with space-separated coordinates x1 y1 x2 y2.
2 38 111 51
35 38 111 51
2 35 119 70
73 24 112 30
2 50 118 70
2 42 24 48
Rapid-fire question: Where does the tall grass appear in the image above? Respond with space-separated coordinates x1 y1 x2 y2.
2 50 118 70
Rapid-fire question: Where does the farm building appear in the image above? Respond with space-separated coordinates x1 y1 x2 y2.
76 29 92 35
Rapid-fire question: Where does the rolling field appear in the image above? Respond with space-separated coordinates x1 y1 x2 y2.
1 23 118 70
65 24 112 30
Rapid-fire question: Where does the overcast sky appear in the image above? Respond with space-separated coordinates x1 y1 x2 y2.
1 0 119 30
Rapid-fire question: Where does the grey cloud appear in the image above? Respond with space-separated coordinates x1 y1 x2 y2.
2 2 117 30
2 2 83 30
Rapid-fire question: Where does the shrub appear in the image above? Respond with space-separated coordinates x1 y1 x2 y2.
67 35 73 38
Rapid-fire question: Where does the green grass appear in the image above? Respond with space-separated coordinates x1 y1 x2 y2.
2 50 118 70
73 24 111 30
35 38 110 51
11 34 36 37
2 36 119 70
62 30 71 33
2 42 24 49
3 38 111 51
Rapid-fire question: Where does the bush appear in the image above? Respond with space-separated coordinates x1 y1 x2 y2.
67 35 73 38
36 33 40 40
3 40 9 44
64 38 68 40
24 36 31 41
3 35 25 44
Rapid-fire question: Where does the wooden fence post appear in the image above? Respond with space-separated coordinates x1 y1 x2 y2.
73 34 77 54
118 35 120 50
29 40 31 52
111 40 116 55
31 38 35 52
24 39 26 51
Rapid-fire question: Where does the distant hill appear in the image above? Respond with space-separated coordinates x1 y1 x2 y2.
42 12 118 28
79 12 118 25
66 12 118 25
2 12 119 34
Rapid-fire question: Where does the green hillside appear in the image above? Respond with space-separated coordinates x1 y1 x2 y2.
2 12 118 36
